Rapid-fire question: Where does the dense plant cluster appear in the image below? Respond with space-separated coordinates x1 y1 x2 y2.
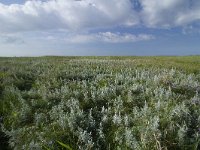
0 57 200 150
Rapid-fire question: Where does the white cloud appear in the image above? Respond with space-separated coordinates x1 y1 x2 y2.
139 0 200 28
0 0 200 33
47 32 155 43
0 0 138 33
0 31 154 48
96 32 154 43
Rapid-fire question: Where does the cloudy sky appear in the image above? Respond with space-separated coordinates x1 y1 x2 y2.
0 0 200 56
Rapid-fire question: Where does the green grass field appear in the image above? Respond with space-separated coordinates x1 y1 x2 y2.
0 56 200 150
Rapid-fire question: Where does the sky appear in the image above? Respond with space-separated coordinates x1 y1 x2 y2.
0 0 200 56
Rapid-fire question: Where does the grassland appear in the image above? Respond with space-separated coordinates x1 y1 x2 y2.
0 56 200 150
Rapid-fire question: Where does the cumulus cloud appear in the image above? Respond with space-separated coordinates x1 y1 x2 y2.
139 0 200 28
96 32 154 43
47 32 154 43
0 0 138 33
0 0 200 33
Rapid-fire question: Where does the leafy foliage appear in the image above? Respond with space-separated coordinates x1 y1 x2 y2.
0 56 200 150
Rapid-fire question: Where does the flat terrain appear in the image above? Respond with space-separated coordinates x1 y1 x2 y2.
0 56 200 149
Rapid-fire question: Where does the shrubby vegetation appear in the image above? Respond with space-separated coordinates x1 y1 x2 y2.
0 56 200 150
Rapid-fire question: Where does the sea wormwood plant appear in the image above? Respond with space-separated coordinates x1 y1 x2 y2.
0 57 200 149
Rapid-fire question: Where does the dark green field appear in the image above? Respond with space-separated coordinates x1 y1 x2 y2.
0 56 200 150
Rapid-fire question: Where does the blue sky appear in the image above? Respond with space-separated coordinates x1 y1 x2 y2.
0 0 200 56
